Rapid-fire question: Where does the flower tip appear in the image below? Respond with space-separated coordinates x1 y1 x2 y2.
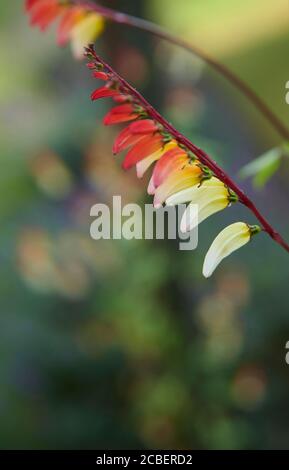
103 116 110 126
202 256 216 278
121 160 130 171
202 266 212 279
180 220 190 234
135 166 143 179
147 178 156 195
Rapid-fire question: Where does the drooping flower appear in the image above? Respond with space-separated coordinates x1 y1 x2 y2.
203 222 261 278
25 0 105 58
166 177 238 232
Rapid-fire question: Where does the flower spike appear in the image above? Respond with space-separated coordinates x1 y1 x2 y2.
25 5 289 275
84 45 289 276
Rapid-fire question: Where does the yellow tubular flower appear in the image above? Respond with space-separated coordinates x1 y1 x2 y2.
136 141 178 178
166 177 237 232
202 222 261 278
70 13 105 59
153 164 203 208
166 176 223 205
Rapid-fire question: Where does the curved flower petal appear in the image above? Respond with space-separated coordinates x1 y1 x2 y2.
202 222 252 278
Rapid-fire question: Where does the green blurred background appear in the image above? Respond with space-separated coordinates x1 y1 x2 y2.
1 0 289 449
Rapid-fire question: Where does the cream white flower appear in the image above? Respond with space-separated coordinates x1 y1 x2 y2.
166 177 236 232
202 222 260 278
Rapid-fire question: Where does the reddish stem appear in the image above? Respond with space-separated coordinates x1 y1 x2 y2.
87 46 289 253
73 0 289 141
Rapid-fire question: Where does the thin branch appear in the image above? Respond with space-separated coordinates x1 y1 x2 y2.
73 0 289 141
87 45 289 253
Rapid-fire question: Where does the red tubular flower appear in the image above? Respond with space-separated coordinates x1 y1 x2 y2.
103 104 139 125
91 87 120 101
128 120 158 134
93 71 109 81
112 120 158 154
122 134 164 170
113 129 146 155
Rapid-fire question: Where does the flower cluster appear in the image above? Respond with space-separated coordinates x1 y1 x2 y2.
85 46 261 277
25 0 105 58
